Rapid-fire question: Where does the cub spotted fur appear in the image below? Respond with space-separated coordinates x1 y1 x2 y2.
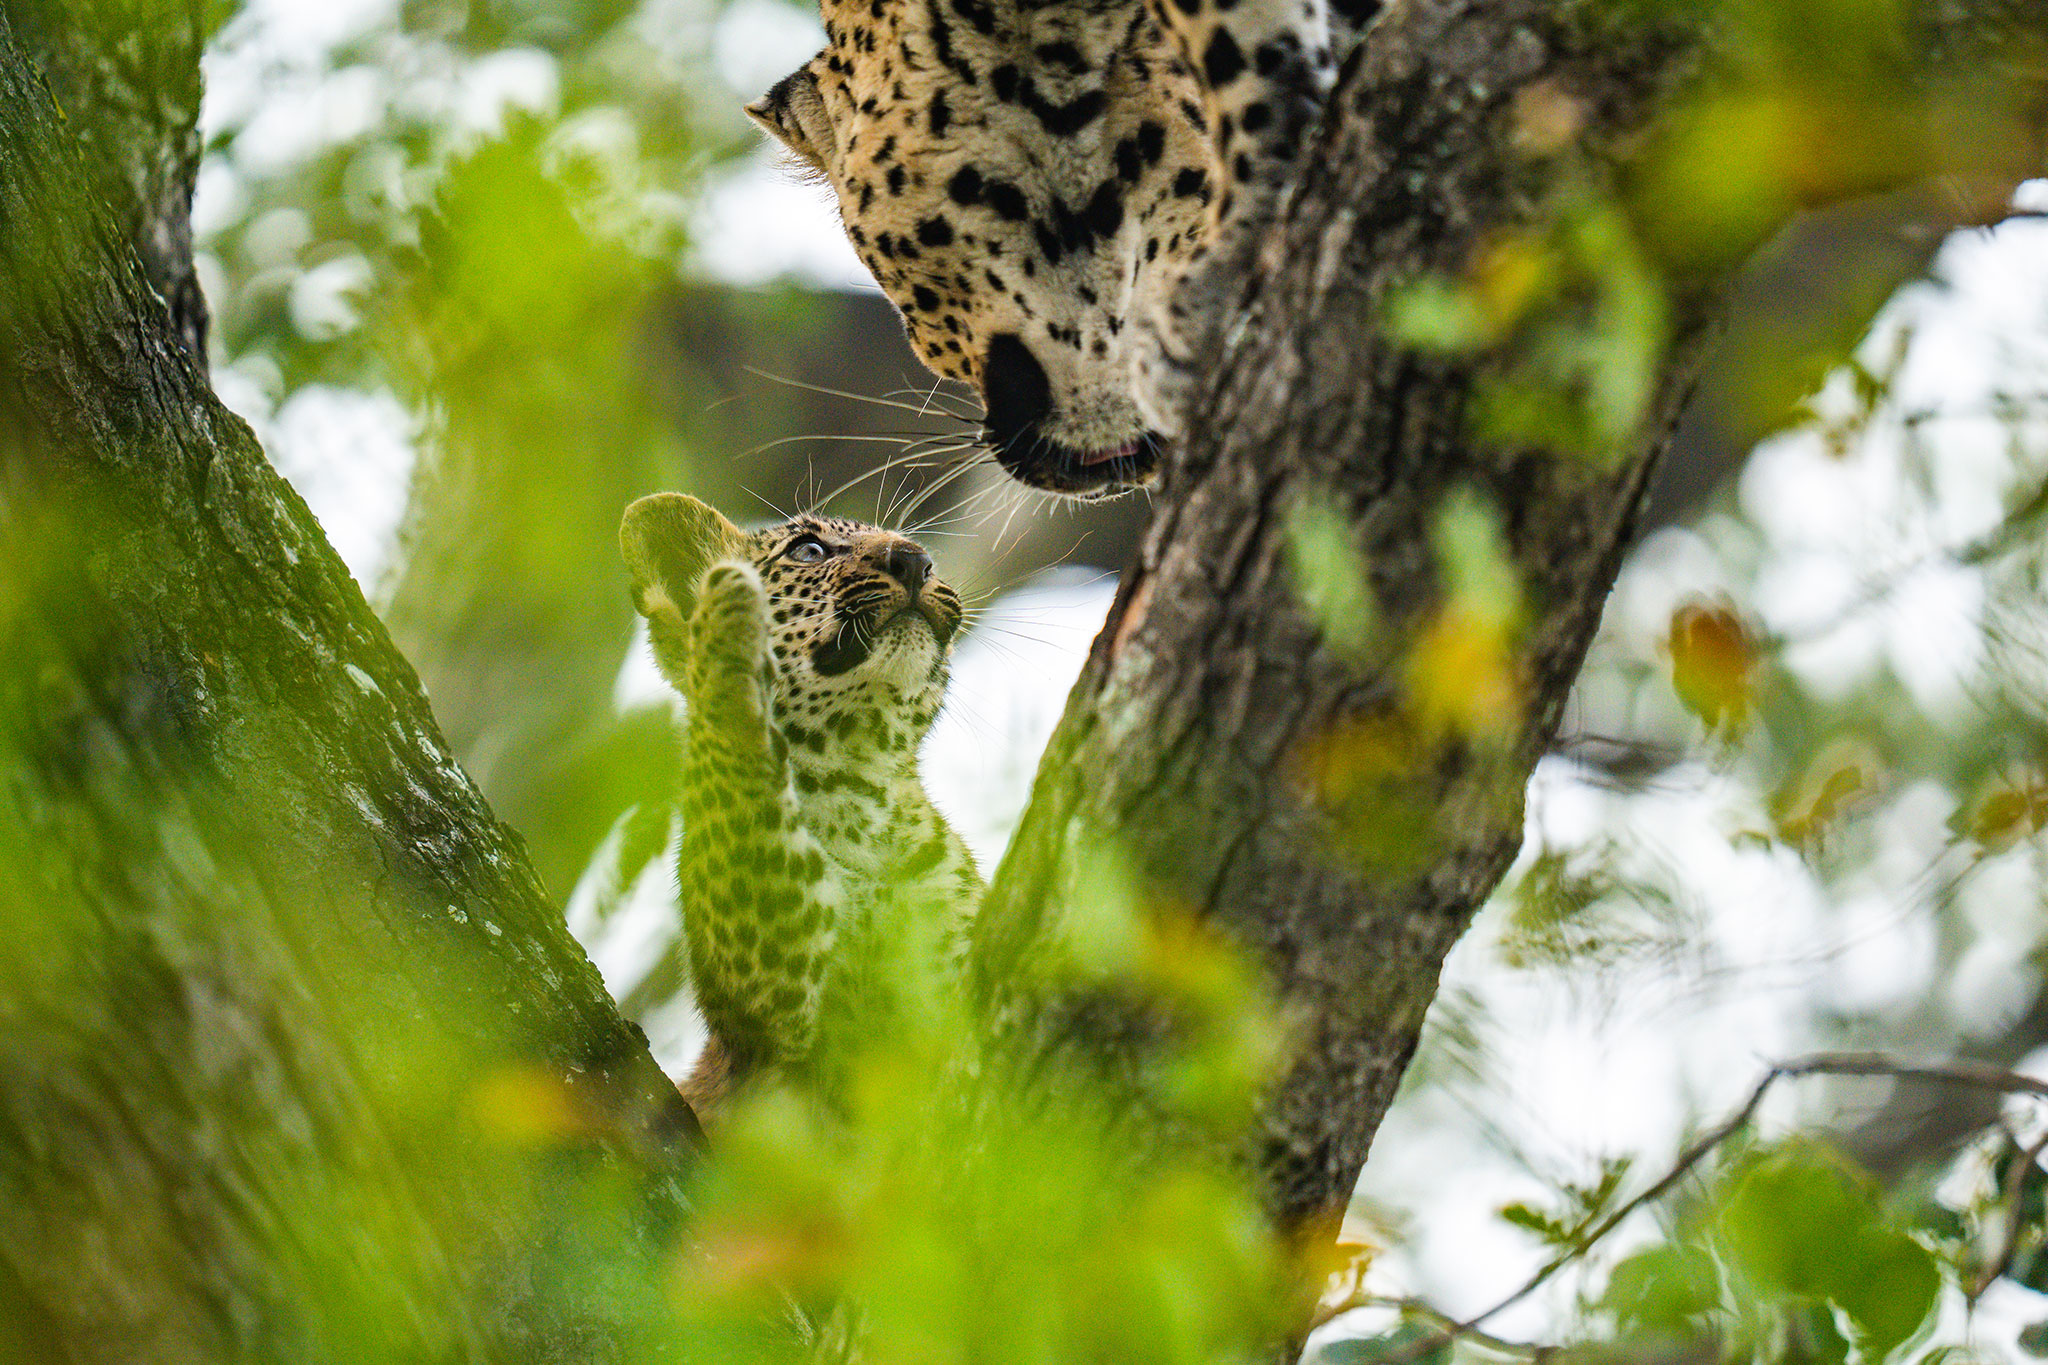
749 0 1383 496
621 494 981 1114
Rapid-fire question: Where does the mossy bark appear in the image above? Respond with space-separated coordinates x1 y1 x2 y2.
0 6 695 1360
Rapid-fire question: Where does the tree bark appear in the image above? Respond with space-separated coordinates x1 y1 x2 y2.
8 0 212 369
0 5 695 1359
975 0 2045 1239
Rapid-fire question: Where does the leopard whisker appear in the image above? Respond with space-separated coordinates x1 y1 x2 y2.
882 384 983 425
741 429 955 459
739 484 800 524
895 447 996 529
948 510 1077 603
809 438 984 516
743 366 969 420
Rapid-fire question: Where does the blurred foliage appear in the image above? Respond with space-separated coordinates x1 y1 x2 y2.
1409 490 1526 743
39 0 2048 1358
1286 487 1529 878
1569 1136 1953 1363
668 868 1301 1365
1288 492 1382 665
1499 842 1697 973
1668 596 1757 735
376 119 687 891
1341 314 2048 1356
0 475 697 1360
1388 202 1669 463
1392 0 2040 462
175 10 1302 1362
1498 1156 1635 1251
193 0 845 896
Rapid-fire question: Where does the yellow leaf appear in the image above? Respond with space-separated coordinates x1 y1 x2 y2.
1668 597 1755 732
1406 604 1521 740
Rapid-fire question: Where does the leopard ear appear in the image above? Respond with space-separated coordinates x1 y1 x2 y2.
620 493 748 639
744 58 834 177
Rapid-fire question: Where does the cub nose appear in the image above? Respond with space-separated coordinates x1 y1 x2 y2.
882 542 932 593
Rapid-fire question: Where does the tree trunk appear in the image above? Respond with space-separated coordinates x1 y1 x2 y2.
0 5 695 1360
975 0 2045 1239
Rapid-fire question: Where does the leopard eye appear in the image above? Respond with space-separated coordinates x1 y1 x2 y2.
787 536 828 564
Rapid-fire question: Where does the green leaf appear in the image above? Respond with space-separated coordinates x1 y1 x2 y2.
1718 1146 1870 1296
1785 1302 1854 1365
1834 1235 1938 1362
1601 1242 1722 1336
1716 1143 1938 1361
1384 276 1494 354
1320 1322 1450 1365
1431 488 1521 632
1285 495 1380 662
1499 1199 1573 1244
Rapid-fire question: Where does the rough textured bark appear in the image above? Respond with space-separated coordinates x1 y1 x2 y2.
0 5 694 1359
8 0 211 368
975 0 2045 1238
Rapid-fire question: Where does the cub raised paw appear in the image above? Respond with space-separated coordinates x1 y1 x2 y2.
687 559 774 716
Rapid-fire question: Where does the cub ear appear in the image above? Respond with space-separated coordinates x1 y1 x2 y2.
620 492 748 633
744 59 834 177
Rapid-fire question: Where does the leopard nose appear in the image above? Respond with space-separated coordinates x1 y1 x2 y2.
882 543 932 593
981 332 1051 461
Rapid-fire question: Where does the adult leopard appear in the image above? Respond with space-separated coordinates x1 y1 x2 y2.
748 0 1383 496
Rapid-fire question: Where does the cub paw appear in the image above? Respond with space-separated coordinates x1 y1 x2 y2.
691 559 771 673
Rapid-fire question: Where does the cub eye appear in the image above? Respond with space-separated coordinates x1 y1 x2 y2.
787 536 828 564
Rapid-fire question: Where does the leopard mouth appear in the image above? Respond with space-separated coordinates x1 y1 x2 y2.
979 333 1163 498
986 430 1164 498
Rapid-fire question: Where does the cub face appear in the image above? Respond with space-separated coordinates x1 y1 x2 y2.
622 493 964 730
750 0 1218 498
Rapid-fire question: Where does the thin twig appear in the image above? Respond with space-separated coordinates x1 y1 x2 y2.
1319 1293 1560 1360
1970 1123 2048 1300
1364 1052 2048 1364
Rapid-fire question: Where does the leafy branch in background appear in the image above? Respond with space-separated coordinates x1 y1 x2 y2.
1325 1054 2048 1363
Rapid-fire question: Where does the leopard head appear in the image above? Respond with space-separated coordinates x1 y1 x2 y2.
622 493 963 738
750 0 1216 497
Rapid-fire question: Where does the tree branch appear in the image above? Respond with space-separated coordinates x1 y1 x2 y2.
1972 1123 2048 1300
8 0 212 368
1368 1052 2048 1363
976 0 2048 1248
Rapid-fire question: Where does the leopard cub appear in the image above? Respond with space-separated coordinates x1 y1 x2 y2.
621 494 982 1116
